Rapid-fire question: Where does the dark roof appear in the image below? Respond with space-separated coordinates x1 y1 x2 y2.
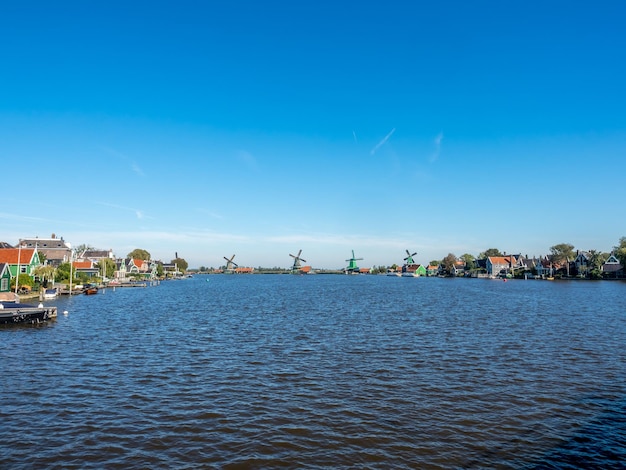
0 242 14 249
602 263 623 273
83 250 111 258
21 238 69 249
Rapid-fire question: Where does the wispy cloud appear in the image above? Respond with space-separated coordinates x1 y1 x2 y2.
353 130 358 143
430 132 444 162
101 146 146 177
132 163 145 177
370 128 396 155
197 209 224 220
97 202 152 220
0 212 51 223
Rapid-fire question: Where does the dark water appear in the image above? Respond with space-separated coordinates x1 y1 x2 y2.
1 275 625 469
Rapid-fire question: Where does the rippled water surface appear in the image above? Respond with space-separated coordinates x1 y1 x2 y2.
1 275 625 469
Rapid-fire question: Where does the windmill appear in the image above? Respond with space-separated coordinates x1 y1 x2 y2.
290 249 306 273
223 254 238 273
345 250 364 274
404 250 417 265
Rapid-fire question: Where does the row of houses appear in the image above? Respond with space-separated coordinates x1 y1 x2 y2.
367 251 623 278
446 252 624 278
0 236 185 292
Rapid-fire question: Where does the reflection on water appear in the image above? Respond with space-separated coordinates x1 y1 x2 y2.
1 276 625 468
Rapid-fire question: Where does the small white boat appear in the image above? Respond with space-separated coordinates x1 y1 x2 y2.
401 272 419 277
386 271 401 277
43 288 58 300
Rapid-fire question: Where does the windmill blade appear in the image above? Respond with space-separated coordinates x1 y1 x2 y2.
300 258 306 263
290 253 296 259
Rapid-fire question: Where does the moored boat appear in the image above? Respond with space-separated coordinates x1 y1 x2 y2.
84 286 99 295
43 288 58 300
0 301 58 325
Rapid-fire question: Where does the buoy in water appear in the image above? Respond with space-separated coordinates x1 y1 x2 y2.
63 310 69 316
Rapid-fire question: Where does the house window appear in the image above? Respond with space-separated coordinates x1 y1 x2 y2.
1 278 7 291
20 266 27 274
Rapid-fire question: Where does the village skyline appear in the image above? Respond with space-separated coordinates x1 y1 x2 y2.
3 234 625 275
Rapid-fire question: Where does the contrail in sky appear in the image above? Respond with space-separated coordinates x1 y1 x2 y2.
370 128 396 155
430 131 444 162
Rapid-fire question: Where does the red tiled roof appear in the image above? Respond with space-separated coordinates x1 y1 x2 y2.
0 248 36 264
235 267 254 273
73 260 93 269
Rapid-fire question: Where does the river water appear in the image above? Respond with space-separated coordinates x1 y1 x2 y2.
1 275 625 469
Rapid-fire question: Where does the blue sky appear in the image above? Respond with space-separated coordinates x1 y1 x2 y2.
1 1 625 269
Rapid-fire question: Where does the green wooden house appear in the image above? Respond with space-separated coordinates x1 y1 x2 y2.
0 263 11 292
0 248 42 278
404 263 428 276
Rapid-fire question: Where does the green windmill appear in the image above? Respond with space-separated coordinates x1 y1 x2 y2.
345 250 364 274
404 249 417 265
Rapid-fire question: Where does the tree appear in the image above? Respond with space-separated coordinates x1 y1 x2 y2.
156 262 164 277
171 257 188 273
33 265 56 286
11 273 34 290
478 248 502 259
588 250 608 279
460 253 476 270
74 244 94 257
441 253 457 275
614 237 626 270
127 248 151 260
429 260 440 266
97 258 116 279
550 243 575 276
550 243 575 264
56 262 71 282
